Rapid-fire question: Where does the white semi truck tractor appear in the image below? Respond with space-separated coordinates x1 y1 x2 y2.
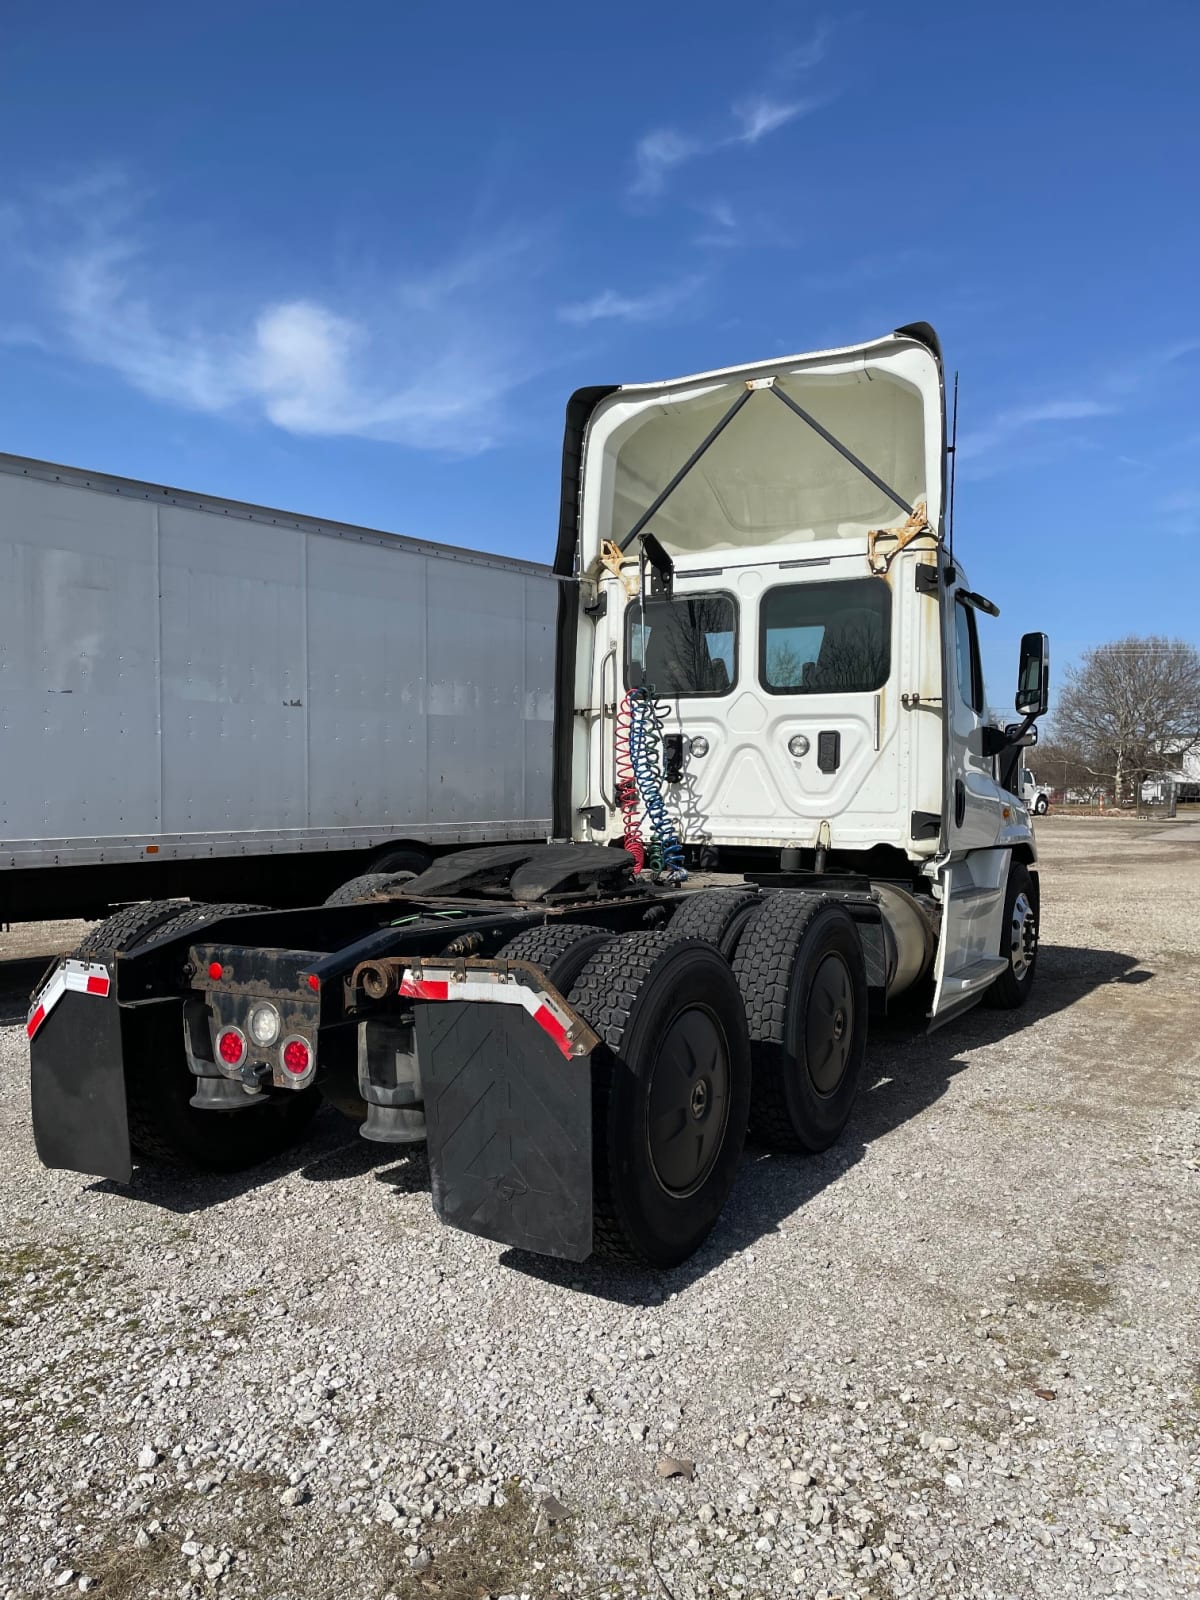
28 323 1050 1268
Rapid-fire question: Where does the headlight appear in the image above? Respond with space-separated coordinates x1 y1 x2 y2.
248 1002 281 1047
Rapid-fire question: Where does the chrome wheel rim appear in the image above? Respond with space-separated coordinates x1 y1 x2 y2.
1009 891 1037 980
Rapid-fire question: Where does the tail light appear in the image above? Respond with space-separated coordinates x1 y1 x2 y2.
281 1036 312 1076
216 1027 247 1067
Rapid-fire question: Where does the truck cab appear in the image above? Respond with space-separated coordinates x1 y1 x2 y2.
557 325 1048 1023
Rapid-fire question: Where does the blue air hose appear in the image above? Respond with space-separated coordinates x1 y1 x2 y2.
627 686 687 882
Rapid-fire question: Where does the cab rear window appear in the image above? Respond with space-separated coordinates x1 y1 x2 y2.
625 593 737 697
759 578 891 694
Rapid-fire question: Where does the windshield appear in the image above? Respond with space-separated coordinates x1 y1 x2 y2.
625 593 736 696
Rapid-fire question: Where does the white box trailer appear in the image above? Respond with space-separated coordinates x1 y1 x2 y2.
0 452 555 922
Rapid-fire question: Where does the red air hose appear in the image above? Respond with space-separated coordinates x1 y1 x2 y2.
614 689 645 873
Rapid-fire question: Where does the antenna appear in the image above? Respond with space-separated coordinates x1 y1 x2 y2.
947 370 959 562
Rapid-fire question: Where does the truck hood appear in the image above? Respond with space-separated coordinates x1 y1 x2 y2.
565 323 946 573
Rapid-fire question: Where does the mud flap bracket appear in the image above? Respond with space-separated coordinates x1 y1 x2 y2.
417 1002 594 1262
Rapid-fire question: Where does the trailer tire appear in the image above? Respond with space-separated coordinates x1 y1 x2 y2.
666 889 762 958
984 862 1039 1008
495 923 616 992
568 933 751 1268
734 893 868 1153
323 871 416 908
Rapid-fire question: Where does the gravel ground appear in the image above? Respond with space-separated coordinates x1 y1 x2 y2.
1 819 1197 1600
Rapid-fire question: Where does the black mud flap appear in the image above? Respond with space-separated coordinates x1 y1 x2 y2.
418 1002 593 1262
30 987 132 1183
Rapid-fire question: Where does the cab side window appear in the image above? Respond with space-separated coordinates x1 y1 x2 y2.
954 601 984 714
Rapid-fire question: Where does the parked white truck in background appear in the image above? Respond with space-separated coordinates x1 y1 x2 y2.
0 454 556 924
1020 767 1052 814
29 323 1052 1269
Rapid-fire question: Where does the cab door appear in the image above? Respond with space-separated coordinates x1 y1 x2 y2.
929 584 1009 1024
943 587 1005 849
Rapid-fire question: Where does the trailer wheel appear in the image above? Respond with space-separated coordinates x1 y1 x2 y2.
733 894 868 1153
666 889 762 958
568 934 751 1268
984 862 1039 1008
495 923 616 992
323 871 416 907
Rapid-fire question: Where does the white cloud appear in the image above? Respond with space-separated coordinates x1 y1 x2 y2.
957 397 1117 466
627 27 832 201
557 276 703 327
731 95 811 145
630 129 706 200
3 174 537 454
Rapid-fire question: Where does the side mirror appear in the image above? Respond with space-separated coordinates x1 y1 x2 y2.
1016 632 1050 717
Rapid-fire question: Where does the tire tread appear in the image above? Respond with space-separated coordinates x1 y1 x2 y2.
732 891 832 1148
567 931 674 1266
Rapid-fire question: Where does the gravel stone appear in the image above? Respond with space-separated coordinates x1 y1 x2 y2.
1 820 1198 1597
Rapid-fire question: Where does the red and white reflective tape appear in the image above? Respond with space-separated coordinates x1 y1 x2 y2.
398 969 580 1059
27 960 111 1040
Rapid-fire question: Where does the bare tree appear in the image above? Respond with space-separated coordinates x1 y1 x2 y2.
1030 738 1105 801
1053 635 1200 803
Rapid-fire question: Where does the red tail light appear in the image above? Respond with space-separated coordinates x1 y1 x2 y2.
281 1037 312 1075
217 1028 246 1066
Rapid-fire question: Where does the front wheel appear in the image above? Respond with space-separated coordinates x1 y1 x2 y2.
1034 795 1049 815
984 863 1039 1008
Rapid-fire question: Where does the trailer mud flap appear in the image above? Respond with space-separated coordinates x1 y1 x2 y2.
30 987 132 1184
417 1002 593 1262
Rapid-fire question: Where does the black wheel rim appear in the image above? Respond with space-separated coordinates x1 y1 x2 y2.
646 1004 731 1196
806 953 855 1096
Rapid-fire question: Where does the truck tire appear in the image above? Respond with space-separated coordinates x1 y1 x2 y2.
72 901 268 961
984 862 1039 1008
495 923 616 993
1034 795 1049 815
73 901 192 958
128 901 270 946
568 933 752 1268
666 889 762 958
733 893 868 1153
125 1008 320 1171
324 871 416 908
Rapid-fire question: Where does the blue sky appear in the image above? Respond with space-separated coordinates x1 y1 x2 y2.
2 0 1197 696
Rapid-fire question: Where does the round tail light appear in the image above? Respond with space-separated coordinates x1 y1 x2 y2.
281 1037 312 1076
217 1027 246 1067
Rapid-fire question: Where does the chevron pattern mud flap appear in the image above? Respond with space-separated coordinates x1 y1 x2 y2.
417 1001 594 1262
